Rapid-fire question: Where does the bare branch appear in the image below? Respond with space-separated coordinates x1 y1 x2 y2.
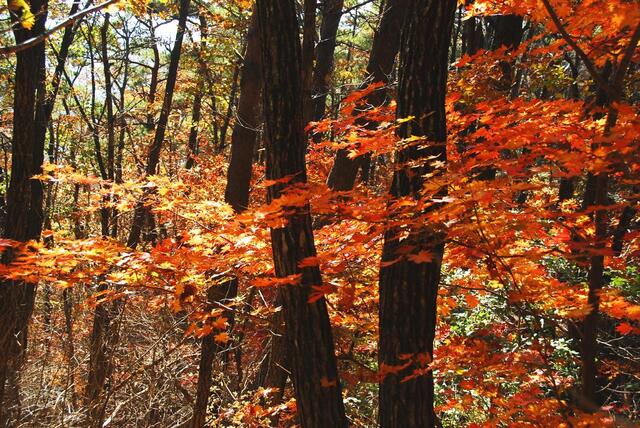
0 0 120 56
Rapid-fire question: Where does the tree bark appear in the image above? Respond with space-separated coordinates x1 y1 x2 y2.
256 1 347 426
0 0 49 423
327 0 408 191
377 1 456 427
219 60 241 150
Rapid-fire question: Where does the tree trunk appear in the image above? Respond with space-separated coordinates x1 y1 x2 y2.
256 1 347 426
377 1 456 427
190 281 238 428
311 0 344 122
489 14 523 92
301 0 317 123
224 8 262 213
191 9 263 425
580 172 607 405
0 0 49 423
462 2 484 56
186 13 209 170
219 60 241 150
127 0 190 249
327 0 408 191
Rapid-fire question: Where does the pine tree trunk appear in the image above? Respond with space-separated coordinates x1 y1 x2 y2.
377 1 456 427
256 1 347 426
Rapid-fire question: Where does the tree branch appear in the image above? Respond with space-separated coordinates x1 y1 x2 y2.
540 0 612 96
0 0 120 56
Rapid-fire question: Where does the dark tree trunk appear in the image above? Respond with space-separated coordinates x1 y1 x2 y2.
224 8 262 213
471 13 525 182
327 0 408 191
449 5 462 63
489 14 523 92
190 281 238 428
35 0 81 148
100 14 116 237
256 1 347 426
0 0 49 423
88 0 189 422
219 60 241 150
86 294 124 426
86 16 132 422
462 14 484 56
377 1 456 427
301 0 317 123
101 14 116 182
127 0 190 249
311 0 344 122
145 19 161 131
191 9 263 425
581 172 607 405
186 13 209 170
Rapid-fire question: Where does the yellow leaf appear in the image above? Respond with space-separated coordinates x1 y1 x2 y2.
9 0 35 30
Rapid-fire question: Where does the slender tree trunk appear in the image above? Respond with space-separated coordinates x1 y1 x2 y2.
219 61 241 150
190 9 263 426
489 14 523 92
190 282 238 428
101 14 116 182
327 0 408 191
449 5 462 63
256 1 347 426
100 14 116 238
462 2 484 56
311 0 344 122
186 14 209 170
301 0 317 122
86 16 128 423
128 0 190 248
146 22 160 131
578 68 616 406
224 9 262 212
377 1 456 427
88 1 189 424
0 0 49 423
581 171 608 405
